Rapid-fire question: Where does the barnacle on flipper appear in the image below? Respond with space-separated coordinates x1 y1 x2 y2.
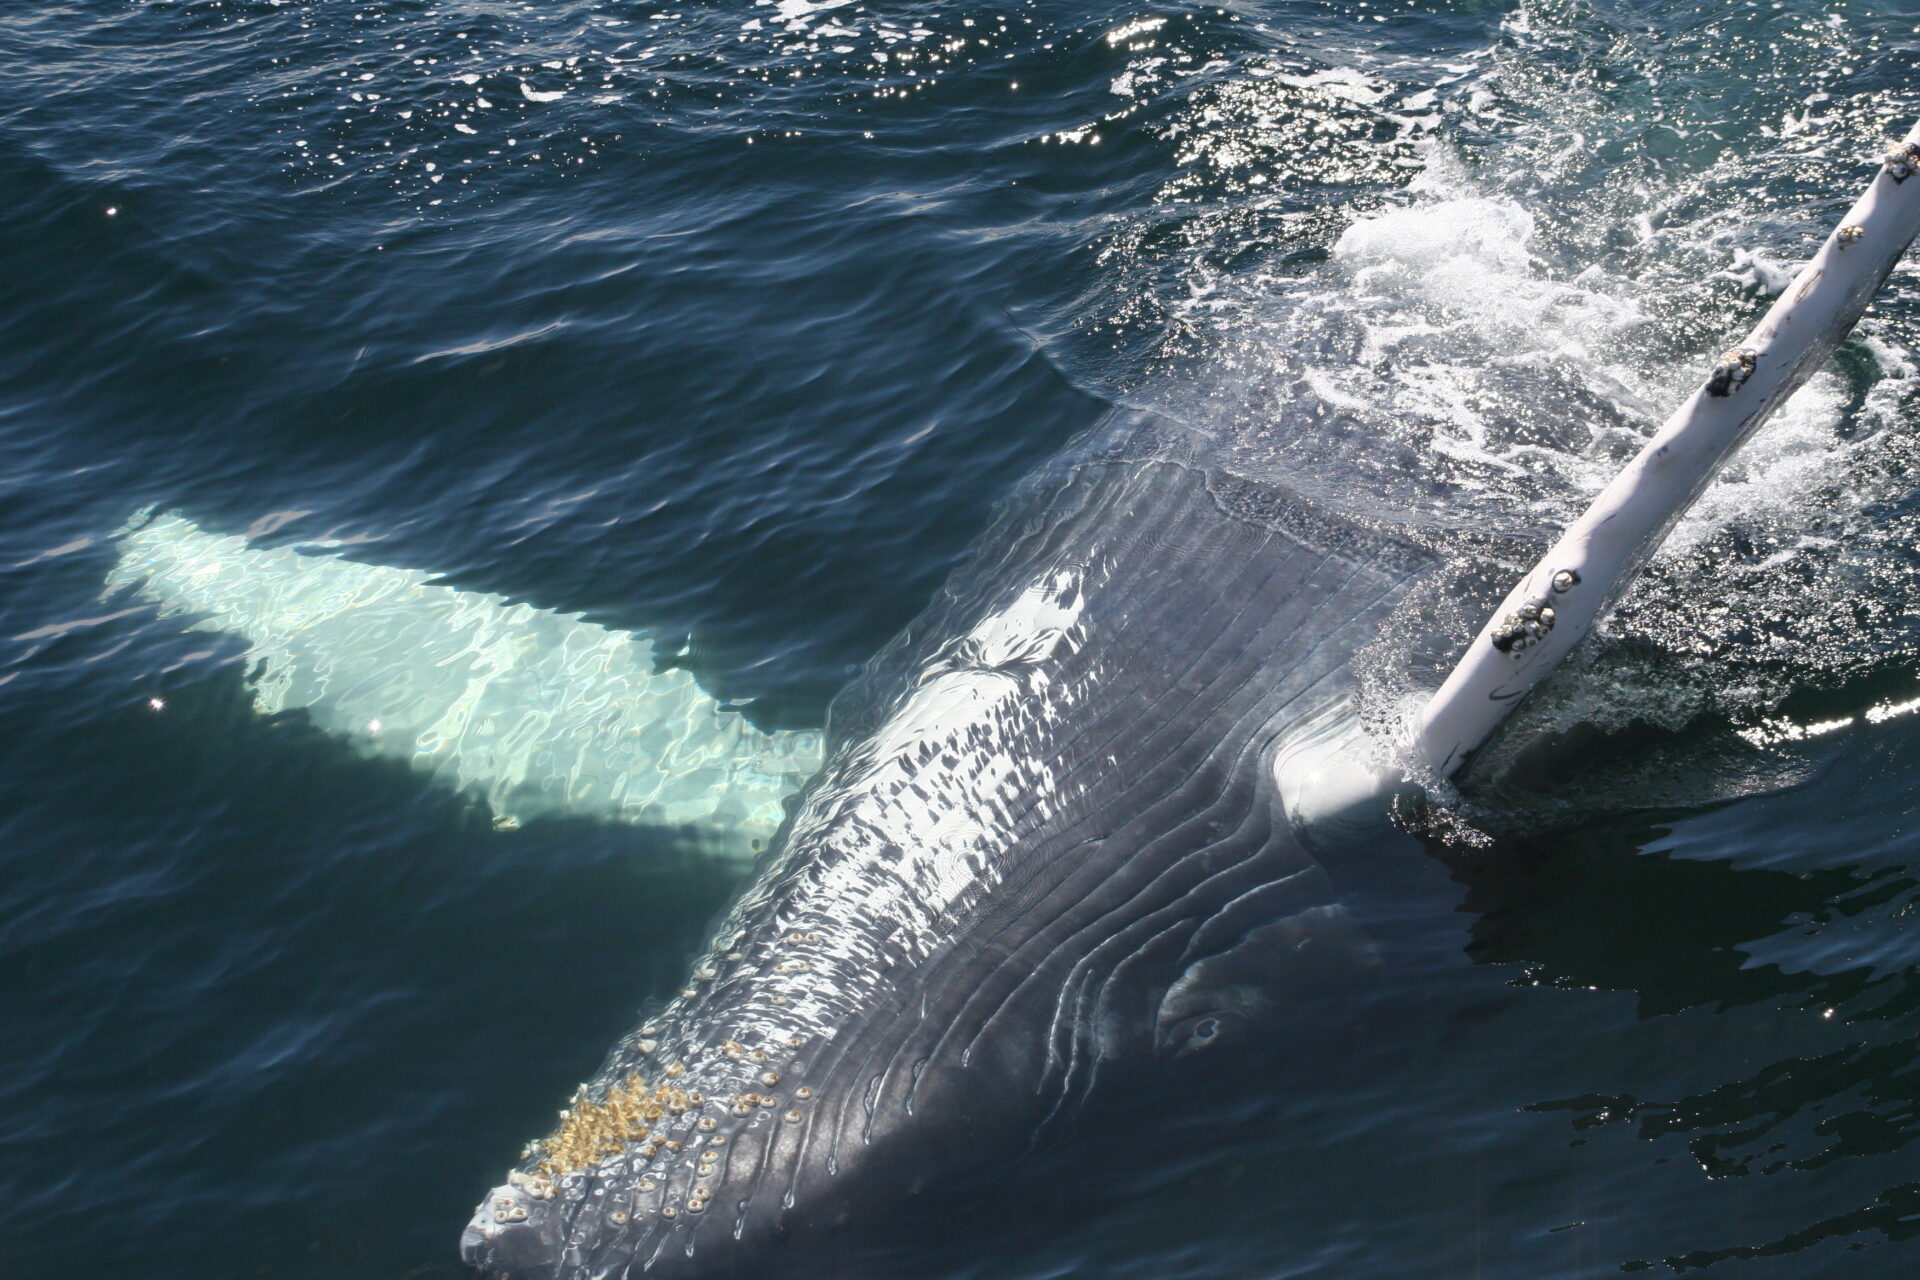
532 1072 693 1179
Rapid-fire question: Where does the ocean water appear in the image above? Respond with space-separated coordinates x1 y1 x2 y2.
4 0 1920 1276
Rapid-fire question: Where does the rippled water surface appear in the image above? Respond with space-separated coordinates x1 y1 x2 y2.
6 0 1920 1276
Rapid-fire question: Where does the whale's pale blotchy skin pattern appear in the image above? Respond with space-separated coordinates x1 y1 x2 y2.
463 415 1433 1277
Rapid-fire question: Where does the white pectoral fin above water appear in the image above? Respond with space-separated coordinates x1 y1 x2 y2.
1268 121 1920 832
107 511 821 857
1414 120 1920 781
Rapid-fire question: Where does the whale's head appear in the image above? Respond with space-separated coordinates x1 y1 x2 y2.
462 456 1428 1278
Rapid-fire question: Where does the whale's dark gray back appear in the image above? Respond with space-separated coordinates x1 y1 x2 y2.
464 420 1434 1278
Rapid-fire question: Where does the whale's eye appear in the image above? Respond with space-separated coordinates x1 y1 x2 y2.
1171 1015 1230 1057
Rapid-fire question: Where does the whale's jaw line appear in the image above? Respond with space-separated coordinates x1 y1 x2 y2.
464 424 1433 1278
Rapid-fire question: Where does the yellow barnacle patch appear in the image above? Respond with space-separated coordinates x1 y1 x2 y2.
533 1074 695 1179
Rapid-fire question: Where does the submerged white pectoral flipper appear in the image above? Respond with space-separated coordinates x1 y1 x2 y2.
108 512 821 857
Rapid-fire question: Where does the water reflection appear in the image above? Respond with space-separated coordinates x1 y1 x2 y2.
1444 735 1920 1271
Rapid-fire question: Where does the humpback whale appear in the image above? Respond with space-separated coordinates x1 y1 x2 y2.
108 511 821 859
461 413 1433 1277
449 119 1920 1277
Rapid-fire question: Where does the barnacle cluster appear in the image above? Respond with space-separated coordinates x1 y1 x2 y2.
1490 569 1579 657
534 1073 692 1179
1886 141 1920 183
1491 599 1557 655
1705 346 1758 397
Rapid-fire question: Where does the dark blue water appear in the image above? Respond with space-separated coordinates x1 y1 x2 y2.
5 0 1920 1276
